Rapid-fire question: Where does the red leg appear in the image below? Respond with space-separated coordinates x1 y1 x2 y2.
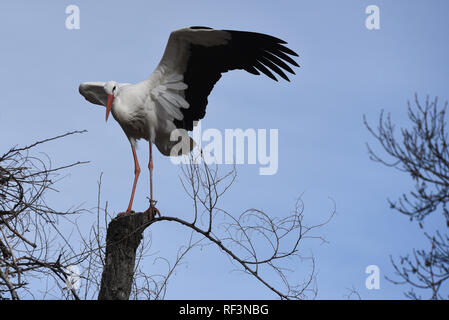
149 142 154 202
146 142 161 220
123 144 140 214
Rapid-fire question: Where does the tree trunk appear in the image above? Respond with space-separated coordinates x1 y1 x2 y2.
98 211 150 300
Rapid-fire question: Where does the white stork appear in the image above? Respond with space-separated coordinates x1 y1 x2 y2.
79 26 299 218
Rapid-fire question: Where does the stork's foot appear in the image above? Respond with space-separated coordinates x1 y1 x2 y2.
145 200 161 220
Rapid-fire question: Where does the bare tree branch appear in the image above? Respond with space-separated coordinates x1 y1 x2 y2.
98 158 334 300
0 131 88 300
365 94 449 299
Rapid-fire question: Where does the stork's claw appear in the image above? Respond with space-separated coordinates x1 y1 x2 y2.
145 199 161 220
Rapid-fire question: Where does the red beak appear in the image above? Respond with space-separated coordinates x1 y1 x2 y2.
106 94 114 122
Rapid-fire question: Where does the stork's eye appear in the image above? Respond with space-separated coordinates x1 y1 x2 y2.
112 86 116 92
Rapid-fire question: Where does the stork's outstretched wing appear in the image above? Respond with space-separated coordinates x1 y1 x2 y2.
153 26 300 131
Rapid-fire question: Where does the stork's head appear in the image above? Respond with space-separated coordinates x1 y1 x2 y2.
103 81 118 122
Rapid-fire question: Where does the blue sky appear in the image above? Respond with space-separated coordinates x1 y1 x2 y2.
1 0 449 299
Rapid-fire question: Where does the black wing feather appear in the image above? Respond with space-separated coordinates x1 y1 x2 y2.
174 27 299 131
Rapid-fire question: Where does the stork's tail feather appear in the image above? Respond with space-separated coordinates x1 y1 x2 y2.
157 130 196 157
